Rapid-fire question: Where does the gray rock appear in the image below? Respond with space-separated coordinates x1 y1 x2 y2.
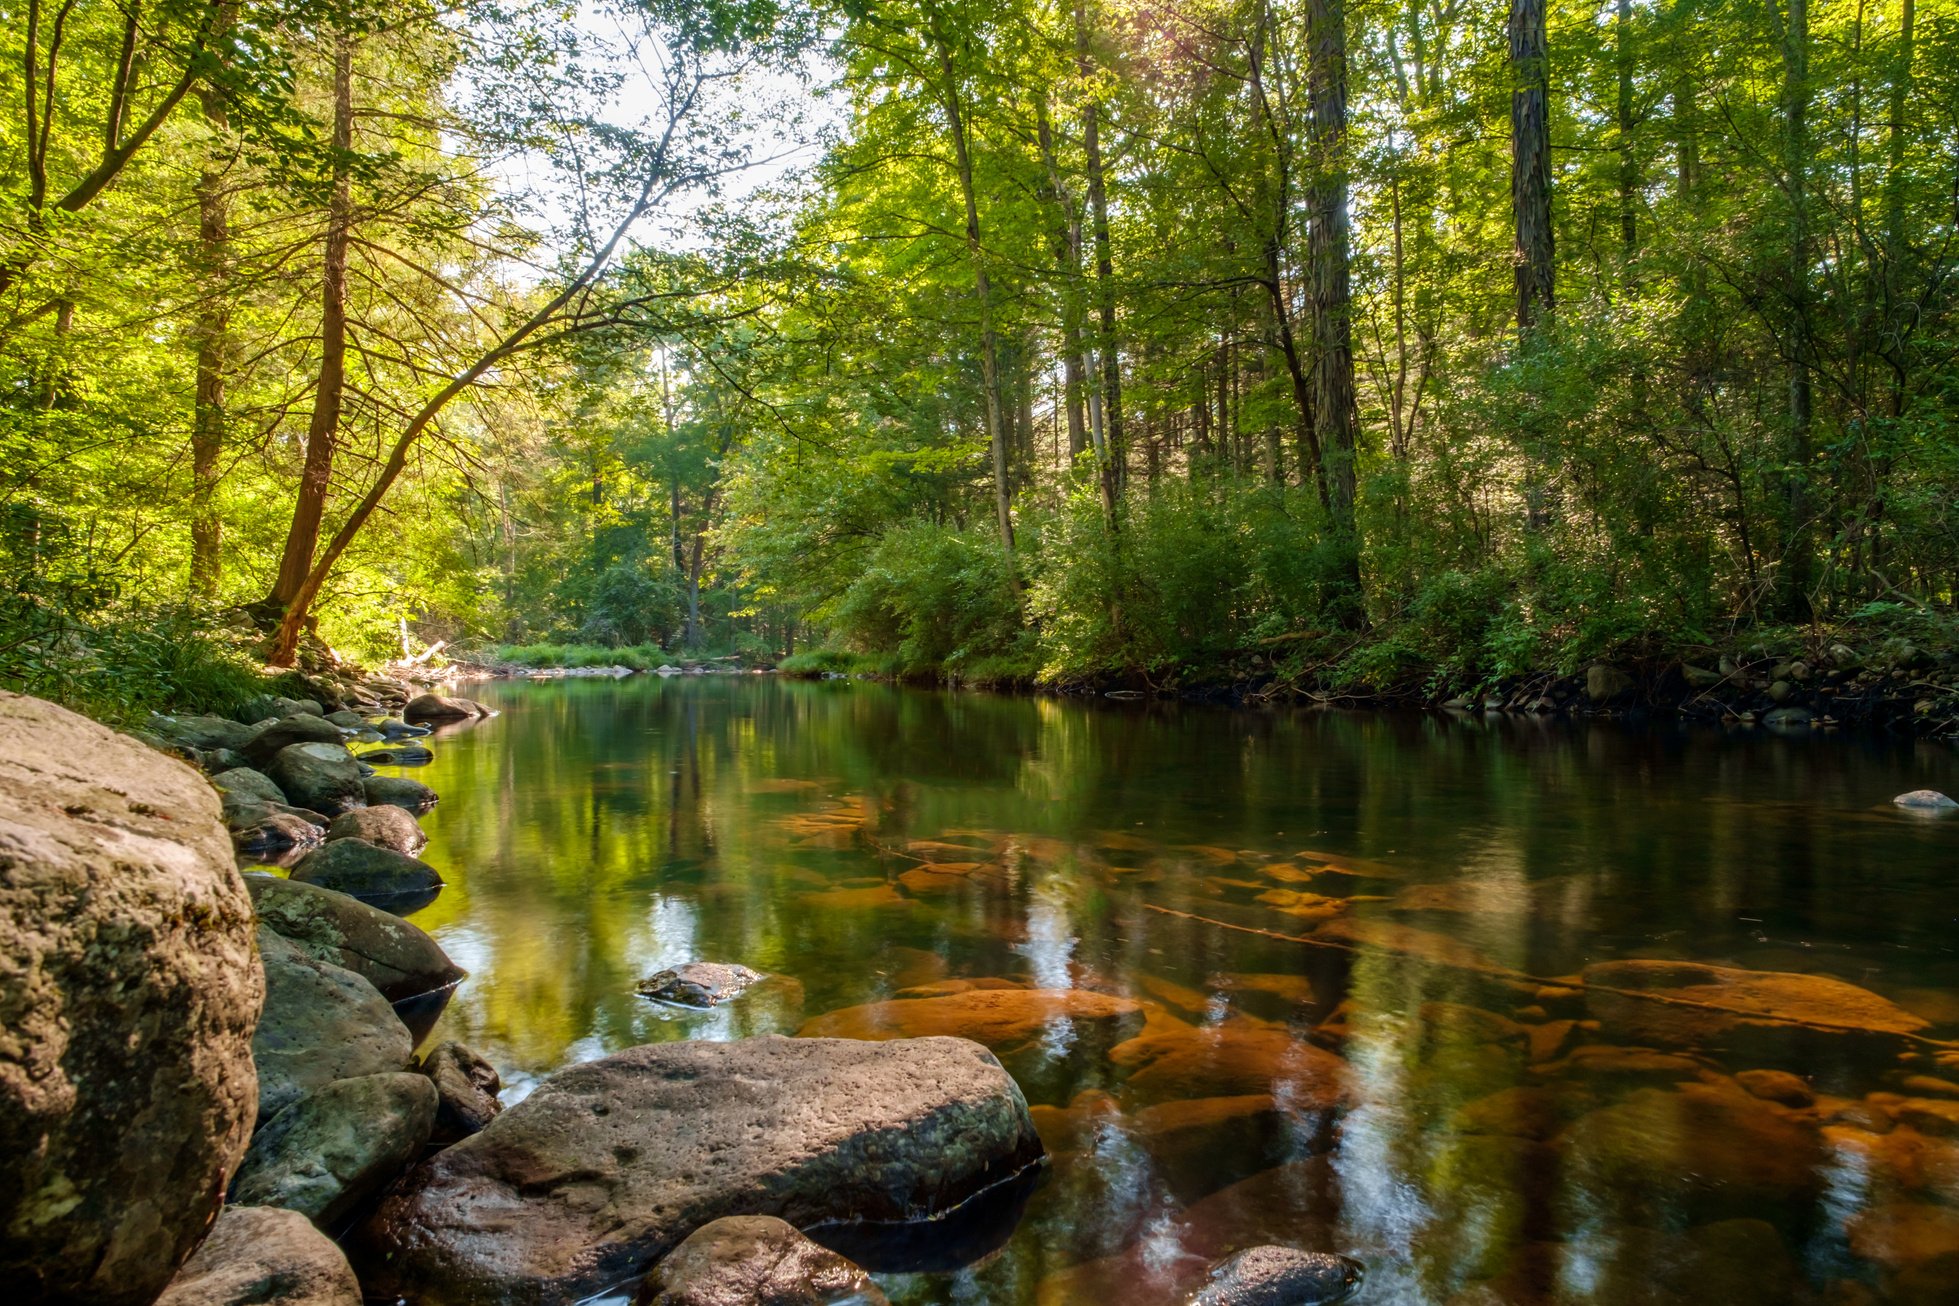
1585 664 1635 703
364 775 439 814
154 1206 361 1306
216 767 288 806
1767 680 1795 703
634 1215 888 1306
266 742 368 817
151 712 258 753
243 715 351 768
254 928 413 1125
636 962 764 1007
225 798 328 860
324 710 369 729
241 696 325 724
422 1041 503 1142
326 804 428 856
356 1036 1045 1305
1894 789 1959 810
246 875 462 1001
357 744 436 767
404 693 488 722
0 692 261 1306
232 1073 437 1229
1762 706 1814 728
201 747 253 774
1189 1246 1366 1305
289 838 443 904
377 718 430 740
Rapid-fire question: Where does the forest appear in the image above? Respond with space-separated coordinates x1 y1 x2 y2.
3 0 1956 715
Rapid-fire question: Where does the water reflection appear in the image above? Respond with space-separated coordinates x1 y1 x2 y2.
385 677 1959 1304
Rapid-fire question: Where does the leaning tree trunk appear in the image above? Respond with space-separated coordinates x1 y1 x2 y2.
1307 0 1364 622
262 33 355 627
1509 0 1554 332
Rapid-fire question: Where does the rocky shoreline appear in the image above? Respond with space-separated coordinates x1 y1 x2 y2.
1 685 1116 1306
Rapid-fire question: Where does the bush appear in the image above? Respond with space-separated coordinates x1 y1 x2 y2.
491 642 669 670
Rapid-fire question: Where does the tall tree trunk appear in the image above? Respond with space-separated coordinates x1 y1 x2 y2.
933 25 1020 603
1035 99 1089 464
189 85 231 598
1615 0 1638 275
262 33 355 624
1308 0 1363 619
1078 1 1124 508
1882 0 1914 417
1779 0 1814 620
1509 0 1554 332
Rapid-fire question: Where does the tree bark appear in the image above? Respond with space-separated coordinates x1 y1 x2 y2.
263 33 355 622
1778 0 1814 619
1078 1 1124 507
189 85 231 598
1509 0 1554 332
1035 99 1089 464
1307 0 1363 618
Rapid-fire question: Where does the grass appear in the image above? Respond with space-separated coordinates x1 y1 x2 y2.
0 603 279 726
490 642 672 670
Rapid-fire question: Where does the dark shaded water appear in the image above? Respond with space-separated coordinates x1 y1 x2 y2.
383 677 1959 1305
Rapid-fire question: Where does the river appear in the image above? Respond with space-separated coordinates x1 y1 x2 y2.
379 675 1959 1304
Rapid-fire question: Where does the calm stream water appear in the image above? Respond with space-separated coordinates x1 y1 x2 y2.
375 676 1959 1305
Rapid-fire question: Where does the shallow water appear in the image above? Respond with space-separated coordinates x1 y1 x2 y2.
377 676 1959 1304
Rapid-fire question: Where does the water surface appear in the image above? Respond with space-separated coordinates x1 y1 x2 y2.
387 676 1959 1304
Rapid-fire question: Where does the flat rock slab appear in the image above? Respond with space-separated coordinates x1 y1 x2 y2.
796 988 1142 1059
637 962 764 1007
0 692 261 1306
635 1215 888 1306
254 928 413 1123
1189 1246 1366 1305
356 1035 1043 1306
1582 958 1931 1053
155 1206 362 1306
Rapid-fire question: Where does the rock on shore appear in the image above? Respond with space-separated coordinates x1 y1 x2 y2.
254 928 414 1123
231 1072 438 1229
247 873 464 1001
635 1216 889 1306
0 692 263 1306
154 1206 362 1306
356 1035 1044 1305
288 837 444 905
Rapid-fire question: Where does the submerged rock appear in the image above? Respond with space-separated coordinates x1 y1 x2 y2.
1581 958 1930 1055
355 1035 1043 1305
1894 789 1958 810
266 742 368 817
289 837 443 905
364 774 440 813
378 718 430 740
246 874 462 1001
1109 1022 1353 1106
254 928 414 1124
154 1206 361 1306
637 962 765 1007
356 743 436 766
796 987 1143 1059
0 692 263 1306
232 1072 438 1229
633 1216 889 1306
325 804 428 855
1189 1246 1365 1305
423 1041 503 1142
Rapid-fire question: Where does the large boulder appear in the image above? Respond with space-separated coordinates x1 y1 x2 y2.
254 928 413 1124
232 1072 438 1229
356 1035 1044 1305
364 775 439 814
634 1215 889 1306
150 712 258 753
404 693 489 723
288 837 443 905
243 716 349 768
266 743 367 817
154 1206 361 1306
0 692 262 1306
325 804 427 855
246 874 463 1001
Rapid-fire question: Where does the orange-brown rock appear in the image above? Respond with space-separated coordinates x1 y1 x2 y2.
1313 918 1510 974
798 987 1143 1059
1847 1203 1959 1270
1581 959 1932 1053
1110 1021 1352 1106
1736 1068 1815 1107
